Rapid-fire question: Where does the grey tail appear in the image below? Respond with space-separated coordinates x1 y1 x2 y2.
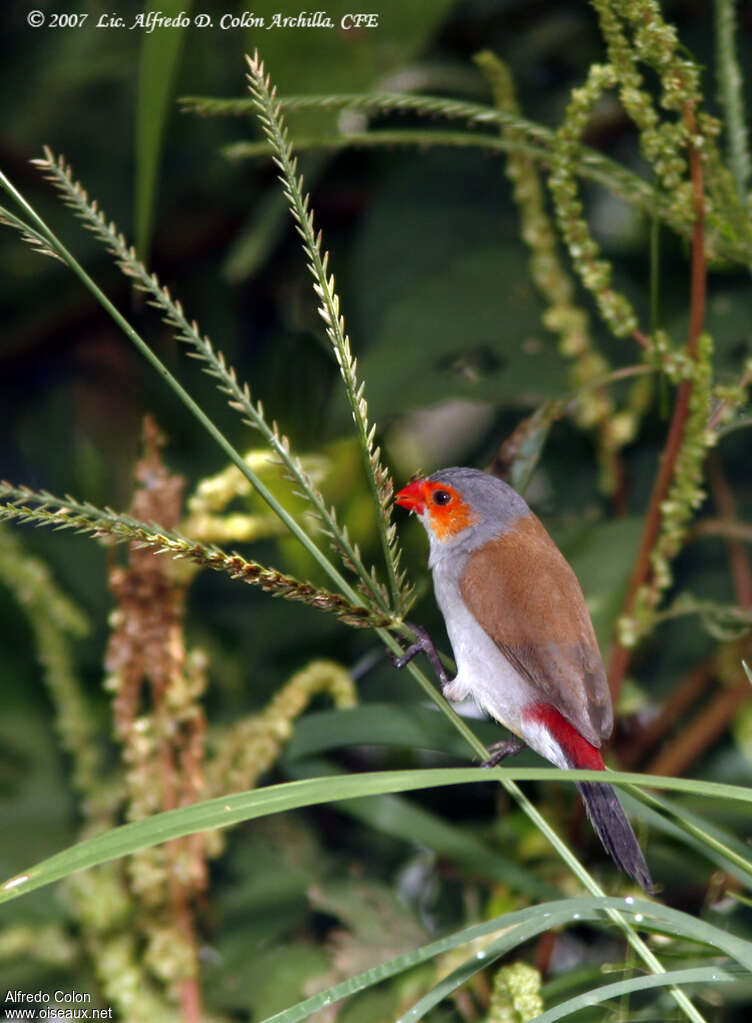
577 782 655 894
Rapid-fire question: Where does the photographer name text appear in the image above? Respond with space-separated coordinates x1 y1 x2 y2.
4 987 112 1019
27 10 379 31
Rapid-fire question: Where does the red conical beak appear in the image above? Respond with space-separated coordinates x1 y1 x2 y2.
395 480 426 514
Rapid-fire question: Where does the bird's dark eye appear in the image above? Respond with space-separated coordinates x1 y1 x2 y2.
432 489 452 506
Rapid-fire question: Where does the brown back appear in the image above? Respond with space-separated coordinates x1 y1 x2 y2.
459 513 612 746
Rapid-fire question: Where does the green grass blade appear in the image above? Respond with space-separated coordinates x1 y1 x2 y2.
2 767 751 905
0 167 361 607
622 786 752 886
395 918 566 1023
534 966 739 1023
135 0 193 257
715 0 751 199
255 904 594 1023
287 757 555 896
256 896 752 1023
282 703 505 761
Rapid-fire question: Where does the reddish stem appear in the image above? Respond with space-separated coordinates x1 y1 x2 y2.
708 455 752 608
179 980 202 1023
646 685 750 777
618 660 713 768
173 877 202 1023
608 103 707 700
708 367 752 430
534 930 557 976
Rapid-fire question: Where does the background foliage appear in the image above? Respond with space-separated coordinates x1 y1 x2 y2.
1 1 752 1021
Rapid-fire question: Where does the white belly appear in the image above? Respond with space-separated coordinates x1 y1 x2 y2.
433 560 529 734
432 557 568 768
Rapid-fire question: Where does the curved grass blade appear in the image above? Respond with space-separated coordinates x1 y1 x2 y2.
256 896 752 1023
533 966 739 1023
622 786 752 886
135 0 193 257
282 703 505 762
287 756 556 897
395 917 581 1023
399 954 736 1023
2 767 750 906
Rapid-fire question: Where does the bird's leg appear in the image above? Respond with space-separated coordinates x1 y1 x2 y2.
392 626 523 764
390 623 451 688
480 737 524 768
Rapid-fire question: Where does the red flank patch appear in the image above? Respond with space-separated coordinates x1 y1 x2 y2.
524 703 605 771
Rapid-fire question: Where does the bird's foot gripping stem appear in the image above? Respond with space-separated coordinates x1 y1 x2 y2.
390 623 450 688
480 737 524 768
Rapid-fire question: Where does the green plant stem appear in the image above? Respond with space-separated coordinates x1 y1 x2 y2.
387 642 707 1023
608 103 709 697
224 130 683 231
0 169 361 608
650 216 660 337
0 165 703 1023
0 486 390 629
715 0 751 200
628 784 752 881
34 147 392 616
245 56 404 613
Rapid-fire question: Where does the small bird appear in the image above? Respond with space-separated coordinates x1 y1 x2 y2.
394 466 653 892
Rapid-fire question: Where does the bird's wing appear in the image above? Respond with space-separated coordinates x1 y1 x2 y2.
459 513 612 746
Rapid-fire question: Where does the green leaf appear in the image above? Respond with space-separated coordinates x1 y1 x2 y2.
399 946 738 1022
557 517 644 649
355 241 566 417
220 0 457 283
620 788 752 887
346 151 568 422
287 757 556 896
256 896 752 1023
135 0 194 257
282 703 504 762
237 2 456 113
502 402 562 494
2 767 751 907
533 966 740 1023
222 179 308 284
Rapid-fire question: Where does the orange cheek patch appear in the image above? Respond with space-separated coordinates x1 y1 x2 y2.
427 493 479 540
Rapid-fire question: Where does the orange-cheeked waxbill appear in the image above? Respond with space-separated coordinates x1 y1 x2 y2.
395 467 653 892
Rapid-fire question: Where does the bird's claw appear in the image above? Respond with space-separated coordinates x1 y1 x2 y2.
390 623 451 688
389 650 412 670
479 737 524 768
387 635 420 670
